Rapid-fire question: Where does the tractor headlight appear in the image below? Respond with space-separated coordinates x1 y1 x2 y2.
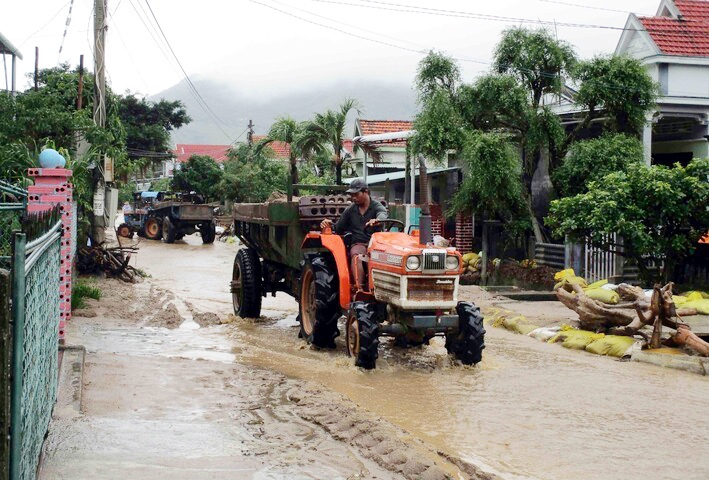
405 255 421 271
445 255 460 271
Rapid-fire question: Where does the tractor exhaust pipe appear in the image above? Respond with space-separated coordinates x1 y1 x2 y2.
417 155 432 245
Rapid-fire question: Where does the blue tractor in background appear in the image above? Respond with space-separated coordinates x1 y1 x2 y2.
117 191 216 244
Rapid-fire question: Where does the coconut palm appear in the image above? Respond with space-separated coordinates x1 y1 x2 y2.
256 116 302 194
301 98 360 184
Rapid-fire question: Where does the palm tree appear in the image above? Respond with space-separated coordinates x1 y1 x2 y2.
256 116 302 194
302 98 360 185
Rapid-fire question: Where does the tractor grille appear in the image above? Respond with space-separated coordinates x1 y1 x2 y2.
423 251 446 273
408 277 455 301
372 270 401 302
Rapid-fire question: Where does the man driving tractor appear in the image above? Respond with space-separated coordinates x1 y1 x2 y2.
320 178 388 289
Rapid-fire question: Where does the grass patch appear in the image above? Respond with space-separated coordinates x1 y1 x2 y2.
72 280 102 311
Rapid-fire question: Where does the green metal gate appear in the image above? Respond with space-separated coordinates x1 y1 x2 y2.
1 180 62 480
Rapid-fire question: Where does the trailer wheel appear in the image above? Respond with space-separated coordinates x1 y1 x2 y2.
299 255 340 348
144 216 162 240
445 302 485 365
162 217 176 243
201 221 216 244
346 301 379 369
117 223 133 238
231 248 262 318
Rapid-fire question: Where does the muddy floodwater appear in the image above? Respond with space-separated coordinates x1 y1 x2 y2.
116 231 709 479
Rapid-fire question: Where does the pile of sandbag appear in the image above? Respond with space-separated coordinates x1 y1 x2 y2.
553 269 620 304
462 252 482 274
674 291 709 314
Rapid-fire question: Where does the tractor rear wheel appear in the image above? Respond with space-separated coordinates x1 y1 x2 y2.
299 255 340 348
346 301 379 369
445 302 485 365
231 248 262 318
201 221 216 244
117 223 133 238
144 217 162 240
162 217 176 243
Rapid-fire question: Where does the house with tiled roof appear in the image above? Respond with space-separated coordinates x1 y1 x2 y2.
349 119 460 208
351 119 414 175
615 0 709 165
252 135 292 161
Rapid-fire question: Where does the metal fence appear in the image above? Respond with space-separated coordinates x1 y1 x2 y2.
1 178 63 480
10 211 62 480
0 180 27 268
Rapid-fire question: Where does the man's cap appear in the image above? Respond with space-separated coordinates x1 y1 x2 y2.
346 178 368 193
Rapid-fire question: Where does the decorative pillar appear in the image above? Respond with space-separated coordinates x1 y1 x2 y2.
643 113 654 166
26 168 74 344
455 213 473 254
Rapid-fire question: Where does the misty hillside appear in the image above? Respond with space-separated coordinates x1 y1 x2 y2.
151 78 418 145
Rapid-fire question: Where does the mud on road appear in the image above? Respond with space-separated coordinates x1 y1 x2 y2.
41 240 495 480
42 229 709 480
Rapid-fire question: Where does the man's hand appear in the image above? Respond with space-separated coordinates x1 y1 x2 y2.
365 218 380 228
320 218 333 230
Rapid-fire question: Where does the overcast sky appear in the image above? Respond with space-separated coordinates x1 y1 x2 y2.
3 0 661 98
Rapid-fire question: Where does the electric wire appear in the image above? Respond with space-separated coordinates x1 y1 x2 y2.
142 0 236 142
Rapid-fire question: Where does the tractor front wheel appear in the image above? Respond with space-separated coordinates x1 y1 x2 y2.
117 223 133 238
231 248 262 318
346 301 379 369
299 255 340 348
144 217 162 240
445 302 485 365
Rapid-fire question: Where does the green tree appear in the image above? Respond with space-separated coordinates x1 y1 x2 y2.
256 116 304 194
218 144 287 202
546 158 709 284
494 27 577 110
572 55 658 138
301 98 360 184
172 155 223 202
450 131 524 219
552 133 644 197
117 93 190 182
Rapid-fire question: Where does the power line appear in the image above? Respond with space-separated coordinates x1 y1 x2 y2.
142 0 236 142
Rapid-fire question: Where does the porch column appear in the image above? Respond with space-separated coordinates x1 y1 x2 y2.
642 113 654 166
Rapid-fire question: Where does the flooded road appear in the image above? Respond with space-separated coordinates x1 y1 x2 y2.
134 232 709 480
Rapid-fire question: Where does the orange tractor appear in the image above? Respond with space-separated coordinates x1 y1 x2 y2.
299 219 484 369
231 196 485 369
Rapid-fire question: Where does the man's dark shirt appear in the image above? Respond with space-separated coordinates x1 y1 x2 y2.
334 198 388 245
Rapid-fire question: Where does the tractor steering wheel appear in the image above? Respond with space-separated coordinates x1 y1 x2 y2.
365 219 405 233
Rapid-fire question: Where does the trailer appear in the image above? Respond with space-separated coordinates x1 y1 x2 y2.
230 193 484 369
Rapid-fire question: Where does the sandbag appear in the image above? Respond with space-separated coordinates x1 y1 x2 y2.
584 288 619 304
554 268 576 281
501 315 539 335
680 299 709 315
549 326 604 349
585 335 636 357
586 279 608 290
553 276 588 291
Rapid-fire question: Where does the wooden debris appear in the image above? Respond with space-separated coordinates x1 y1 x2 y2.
556 282 709 356
76 244 143 283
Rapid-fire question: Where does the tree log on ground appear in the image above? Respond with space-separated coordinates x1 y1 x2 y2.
555 282 709 356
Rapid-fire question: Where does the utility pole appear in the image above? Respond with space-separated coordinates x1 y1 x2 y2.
247 119 254 147
91 0 107 243
77 54 84 110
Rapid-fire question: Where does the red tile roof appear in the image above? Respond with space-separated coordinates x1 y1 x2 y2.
252 135 292 160
639 1 709 56
173 144 231 164
357 120 414 148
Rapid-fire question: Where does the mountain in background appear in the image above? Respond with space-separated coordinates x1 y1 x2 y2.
151 78 418 145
